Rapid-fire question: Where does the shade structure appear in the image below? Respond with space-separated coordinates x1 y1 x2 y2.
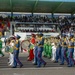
0 0 75 13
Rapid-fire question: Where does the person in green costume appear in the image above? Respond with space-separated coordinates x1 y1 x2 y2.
47 42 52 58
43 38 48 57
46 38 52 58
0 38 4 57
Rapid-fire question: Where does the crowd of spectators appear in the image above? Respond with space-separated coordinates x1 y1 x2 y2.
0 15 75 33
0 15 75 23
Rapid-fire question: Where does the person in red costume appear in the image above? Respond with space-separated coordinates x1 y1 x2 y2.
27 34 36 61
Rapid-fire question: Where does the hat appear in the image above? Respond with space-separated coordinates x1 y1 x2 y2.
16 35 21 39
9 35 15 39
39 33 43 36
31 33 36 37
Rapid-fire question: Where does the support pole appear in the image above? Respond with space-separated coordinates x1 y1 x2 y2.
10 22 13 36
10 22 15 35
10 0 13 21
71 13 74 18
32 12 33 16
51 13 54 19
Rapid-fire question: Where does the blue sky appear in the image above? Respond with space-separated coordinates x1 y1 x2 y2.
40 0 75 2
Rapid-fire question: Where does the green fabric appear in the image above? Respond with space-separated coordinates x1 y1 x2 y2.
30 44 34 49
47 45 52 58
46 44 49 55
9 47 13 53
43 44 47 56
0 40 2 48
43 43 52 58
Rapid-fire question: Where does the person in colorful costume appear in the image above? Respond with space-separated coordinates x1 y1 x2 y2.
33 33 39 65
51 43 56 61
54 37 62 63
68 34 75 67
60 34 69 65
37 33 46 67
27 34 36 61
43 38 48 57
12 35 23 68
47 42 52 59
8 36 16 67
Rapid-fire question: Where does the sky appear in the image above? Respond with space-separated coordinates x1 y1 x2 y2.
40 0 75 2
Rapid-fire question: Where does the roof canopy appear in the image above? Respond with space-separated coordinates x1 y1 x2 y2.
0 0 75 13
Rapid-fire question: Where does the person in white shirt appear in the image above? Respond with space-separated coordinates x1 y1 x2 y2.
51 43 56 61
8 38 15 67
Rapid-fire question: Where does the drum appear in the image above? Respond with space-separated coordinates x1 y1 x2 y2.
21 40 30 52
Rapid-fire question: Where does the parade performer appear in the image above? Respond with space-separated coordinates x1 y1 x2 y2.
48 42 52 59
33 34 39 65
43 38 48 57
51 43 56 61
54 37 61 63
37 33 46 67
68 34 75 67
27 34 36 61
0 38 4 57
60 34 69 65
12 35 23 68
8 37 15 66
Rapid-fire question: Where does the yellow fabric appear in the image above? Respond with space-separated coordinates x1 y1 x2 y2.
71 38 74 42
0 32 2 36
13 46 18 50
38 45 43 47
68 46 74 48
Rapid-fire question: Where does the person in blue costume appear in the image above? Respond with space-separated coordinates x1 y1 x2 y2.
54 36 62 63
37 33 46 67
12 35 23 68
60 34 69 65
68 34 75 67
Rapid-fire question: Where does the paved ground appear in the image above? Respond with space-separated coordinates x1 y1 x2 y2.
0 53 75 75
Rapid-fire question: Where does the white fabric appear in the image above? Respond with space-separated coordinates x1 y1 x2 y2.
8 53 14 66
51 45 56 61
10 42 14 47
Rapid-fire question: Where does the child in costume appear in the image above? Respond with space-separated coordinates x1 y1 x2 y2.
43 38 48 57
27 34 36 61
47 39 52 59
51 43 56 61
8 37 15 66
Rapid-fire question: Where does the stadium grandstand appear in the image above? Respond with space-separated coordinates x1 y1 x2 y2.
0 0 75 37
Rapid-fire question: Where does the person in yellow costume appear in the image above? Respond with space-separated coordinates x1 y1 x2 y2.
68 34 75 67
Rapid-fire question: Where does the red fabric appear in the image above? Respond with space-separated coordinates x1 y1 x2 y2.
27 37 35 61
27 49 34 61
30 37 36 44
